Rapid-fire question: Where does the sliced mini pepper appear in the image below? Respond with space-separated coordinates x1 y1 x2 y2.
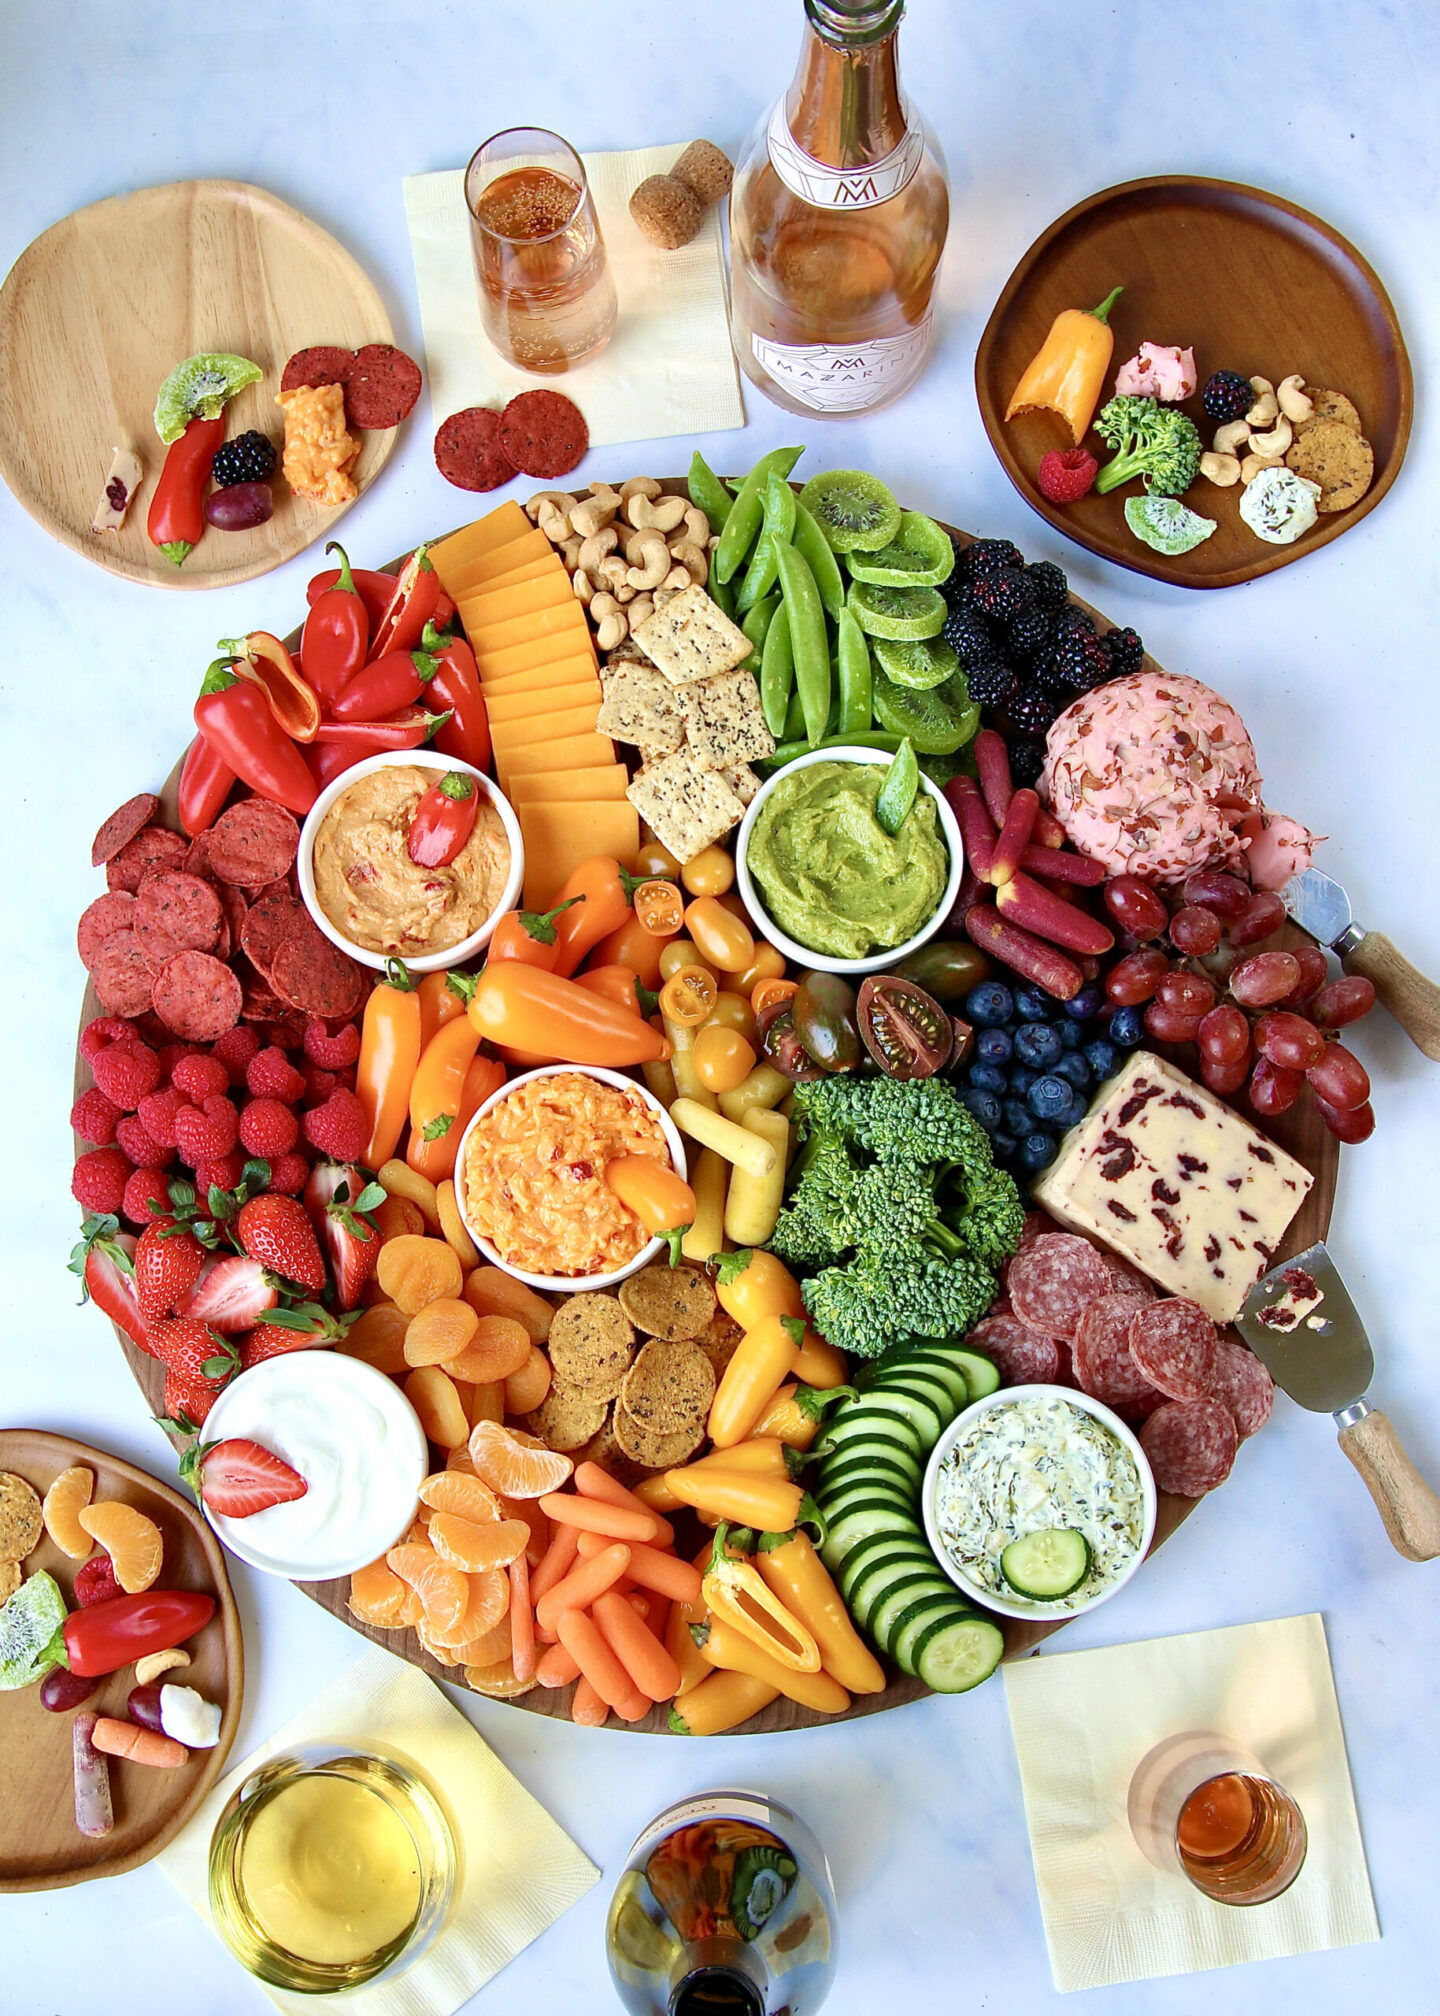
177 733 236 838
218 630 320 743
300 542 368 703
371 544 441 660
701 1525 819 1673
467 964 670 1068
407 770 480 868
1004 284 1123 445
708 1314 804 1449
356 959 423 1169
193 660 317 817
604 1155 695 1264
487 895 584 971
757 1528 886 1695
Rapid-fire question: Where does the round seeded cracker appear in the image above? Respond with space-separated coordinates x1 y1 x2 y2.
619 1338 715 1442
618 1263 716 1341
696 1308 744 1381
574 1409 649 1488
0 1560 21 1603
612 1401 707 1470
0 1472 44 1562
1285 418 1374 512
547 1293 636 1401
519 1382 609 1453
1294 386 1362 435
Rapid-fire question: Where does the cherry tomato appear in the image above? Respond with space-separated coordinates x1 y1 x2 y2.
694 1024 759 1093
659 939 715 983
680 845 736 897
633 878 685 936
685 897 755 973
856 975 952 1080
736 943 786 993
893 939 990 1003
706 990 758 1044
792 971 861 1073
752 976 798 1017
635 840 682 879
660 966 719 1027
718 891 754 926
757 1001 822 1082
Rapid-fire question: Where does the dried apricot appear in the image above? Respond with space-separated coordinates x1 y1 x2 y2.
429 1513 530 1573
463 1266 554 1343
78 1501 163 1593
420 1471 501 1522
469 1379 505 1427
348 1556 408 1625
503 1344 553 1415
42 1465 95 1559
446 1314 530 1385
469 1420 573 1498
405 1365 470 1449
437 1179 479 1268
338 1301 409 1376
377 1158 442 1232
404 1297 480 1367
374 1195 426 1240
378 1234 464 1315
386 1541 468 1634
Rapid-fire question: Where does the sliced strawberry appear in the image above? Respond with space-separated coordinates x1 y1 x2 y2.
238 1302 358 1370
179 1255 279 1333
192 1437 308 1519
303 1162 385 1310
69 1214 150 1355
133 1218 209 1322
235 1194 326 1293
149 1316 240 1387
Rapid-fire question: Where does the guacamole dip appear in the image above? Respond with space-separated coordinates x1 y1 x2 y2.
747 761 948 961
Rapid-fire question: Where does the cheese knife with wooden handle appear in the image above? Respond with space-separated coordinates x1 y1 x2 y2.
1282 867 1440 1060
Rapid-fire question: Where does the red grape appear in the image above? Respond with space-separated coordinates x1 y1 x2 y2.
1306 1042 1371 1111
204 480 274 530
1229 891 1287 946
1106 947 1170 1005
40 1668 100 1713
1279 944 1329 1009
1230 951 1302 1007
1201 1052 1250 1095
1103 875 1168 939
1169 905 1223 955
1156 969 1217 1017
1144 1001 1206 1043
1198 1003 1251 1067
1314 1094 1376 1144
1249 1056 1304 1116
1312 976 1377 1029
1182 869 1251 918
1253 1011 1325 1072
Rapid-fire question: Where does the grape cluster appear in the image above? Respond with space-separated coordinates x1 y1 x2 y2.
957 979 1121 1176
1100 868 1376 1142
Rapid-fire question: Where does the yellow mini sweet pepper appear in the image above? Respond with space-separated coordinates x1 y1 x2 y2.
756 1528 886 1695
693 1614 850 1716
1004 284 1124 444
663 1463 804 1534
668 1668 780 1735
702 1533 820 1675
707 1313 804 1448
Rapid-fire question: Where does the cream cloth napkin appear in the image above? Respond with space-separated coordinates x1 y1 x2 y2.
1003 1614 1378 1993
403 142 745 447
158 1645 599 2015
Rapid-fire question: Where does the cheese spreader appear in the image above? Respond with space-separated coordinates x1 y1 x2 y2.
1237 1241 1440 1561
1282 867 1440 1060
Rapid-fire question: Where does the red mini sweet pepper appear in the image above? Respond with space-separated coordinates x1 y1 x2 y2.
371 544 442 660
407 771 481 868
194 659 318 816
311 705 452 752
421 621 491 772
177 733 237 837
63 1589 217 1678
331 647 441 722
147 415 225 567
300 543 369 703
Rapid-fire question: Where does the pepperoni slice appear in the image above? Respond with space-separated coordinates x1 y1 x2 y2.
1140 1399 1238 1497
1073 1294 1164 1418
106 826 187 893
77 891 138 972
270 921 364 1019
281 345 355 393
151 952 243 1041
239 888 307 981
90 930 156 1017
966 1313 1061 1387
1006 1233 1112 1342
498 389 588 480
206 800 300 888
91 793 160 868
434 407 515 492
344 343 422 430
135 872 222 959
1128 1298 1217 1402
1209 1333 1275 1438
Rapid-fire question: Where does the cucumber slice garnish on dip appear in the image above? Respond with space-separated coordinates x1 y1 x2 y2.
999 1526 1092 1600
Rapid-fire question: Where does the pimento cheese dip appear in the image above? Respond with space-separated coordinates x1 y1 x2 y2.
276 383 360 506
462 1073 670 1278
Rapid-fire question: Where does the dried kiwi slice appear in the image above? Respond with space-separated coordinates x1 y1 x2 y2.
799 469 902 554
846 579 948 641
871 669 969 755
154 352 262 444
873 635 959 691
845 511 956 589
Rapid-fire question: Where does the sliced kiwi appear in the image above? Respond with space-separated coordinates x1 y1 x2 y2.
937 666 981 748
800 469 901 555
873 635 959 691
845 511 956 589
154 352 262 444
871 669 969 754
846 579 948 641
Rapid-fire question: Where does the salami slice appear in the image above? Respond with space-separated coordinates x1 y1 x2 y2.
345 343 422 430
1098 1251 1156 1303
90 930 155 1017
91 793 160 868
1128 1298 1217 1402
1140 1399 1238 1497
271 924 364 1019
207 801 300 887
151 951 243 1041
77 891 138 971
1016 1209 1062 1254
1007 1233 1112 1343
1209 1333 1275 1439
106 825 187 893
499 389 588 479
966 1313 1062 1387
135 872 222 959
1073 1295 1164 1418
281 344 354 393
435 407 515 492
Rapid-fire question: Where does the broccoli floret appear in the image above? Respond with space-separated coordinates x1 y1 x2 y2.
1092 395 1201 498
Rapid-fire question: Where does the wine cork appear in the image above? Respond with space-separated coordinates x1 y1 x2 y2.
630 174 703 251
671 140 734 208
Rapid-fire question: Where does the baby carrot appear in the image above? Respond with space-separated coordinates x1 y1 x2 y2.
573 1462 676 1547
509 1554 536 1684
90 1717 188 1769
537 1494 661 1544
529 1522 581 1602
594 1590 683 1703
613 1685 651 1723
535 1643 582 1689
535 1543 632 1635
571 1675 609 1726
557 1608 633 1712
574 1534 703 1605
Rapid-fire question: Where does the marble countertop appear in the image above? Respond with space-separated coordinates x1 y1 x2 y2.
3 2 1437 2010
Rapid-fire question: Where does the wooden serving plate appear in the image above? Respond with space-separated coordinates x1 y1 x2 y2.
0 1430 243 1889
72 499 1337 1730
0 179 400 590
975 176 1412 589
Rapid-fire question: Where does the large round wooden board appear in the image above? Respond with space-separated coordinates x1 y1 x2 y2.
0 179 400 590
73 496 1337 1731
0 1429 243 1889
976 176 1412 589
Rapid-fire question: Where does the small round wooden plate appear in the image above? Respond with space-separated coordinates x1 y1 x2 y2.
0 179 401 591
975 176 1412 589
0 1429 243 1889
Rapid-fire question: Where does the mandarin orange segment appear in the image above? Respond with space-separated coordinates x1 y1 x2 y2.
464 1655 536 1699
78 1501 163 1593
429 1513 530 1573
386 1542 468 1634
42 1465 95 1559
428 1567 509 1648
446 1442 479 1477
452 1610 512 1667
396 1587 425 1628
498 1493 551 1567
416 1620 462 1666
348 1556 409 1625
463 1266 554 1343
404 1297 480 1367
420 1471 502 1522
374 1196 426 1242
503 1345 553 1416
446 1314 530 1385
377 1234 464 1316
468 1420 573 1498
405 1366 470 1449
338 1302 410 1376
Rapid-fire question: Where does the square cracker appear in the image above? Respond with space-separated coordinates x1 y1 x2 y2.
596 662 687 755
682 669 776 769
717 762 761 807
633 583 752 687
627 750 746 863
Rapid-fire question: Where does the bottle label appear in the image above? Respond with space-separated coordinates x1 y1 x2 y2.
766 97 924 210
752 319 932 411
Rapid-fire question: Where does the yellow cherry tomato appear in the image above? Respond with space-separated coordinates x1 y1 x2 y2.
685 897 755 974
680 845 735 897
659 938 716 984
636 840 682 879
633 878 685 936
659 966 719 1028
693 1024 759 1094
736 943 786 993
706 990 758 1045
719 891 755 926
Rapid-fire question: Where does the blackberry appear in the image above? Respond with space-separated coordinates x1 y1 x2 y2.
1025 559 1070 611
940 540 969 606
963 659 1020 711
1052 624 1110 694
1005 605 1055 666
960 537 1024 579
1009 684 1058 737
1055 603 1097 642
1101 625 1145 678
1007 738 1045 788
211 431 277 487
1202 370 1253 424
969 566 1034 623
943 605 995 659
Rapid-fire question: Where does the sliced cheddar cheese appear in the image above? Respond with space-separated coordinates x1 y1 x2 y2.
476 629 599 681
490 704 602 750
448 553 557 602
508 765 631 805
471 601 591 657
431 503 530 584
519 802 641 910
502 734 617 777
441 527 551 593
484 679 602 725
460 573 575 632
476 653 602 698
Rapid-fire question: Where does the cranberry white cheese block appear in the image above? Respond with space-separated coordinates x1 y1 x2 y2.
90 447 144 533
1031 1053 1313 1324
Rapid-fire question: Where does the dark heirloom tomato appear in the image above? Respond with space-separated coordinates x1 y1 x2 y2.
892 938 990 1003
792 972 862 1074
757 999 823 1082
857 975 952 1079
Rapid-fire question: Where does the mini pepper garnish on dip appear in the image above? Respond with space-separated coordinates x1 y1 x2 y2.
1004 284 1123 444
407 771 481 869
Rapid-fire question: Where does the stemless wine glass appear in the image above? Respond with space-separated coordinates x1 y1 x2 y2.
1127 1731 1308 1907
465 127 618 375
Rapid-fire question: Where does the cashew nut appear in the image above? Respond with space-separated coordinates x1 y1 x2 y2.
661 564 693 592
1240 452 1284 483
669 539 709 584
618 477 662 503
627 493 689 534
559 534 584 572
598 553 631 593
1199 451 1242 487
525 489 576 524
613 581 637 604
627 593 656 628
1277 374 1314 424
1248 416 1293 459
577 526 619 576
625 529 672 591
1245 388 1279 427
1213 419 1252 456
535 499 571 544
573 567 596 606
590 593 628 652
1248 376 1274 396
134 1648 190 1685
669 505 710 551
570 488 621 538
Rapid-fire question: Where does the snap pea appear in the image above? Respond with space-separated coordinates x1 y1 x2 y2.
740 591 780 672
687 450 733 535
783 683 807 743
735 471 798 614
774 539 830 748
836 605 873 737
713 446 804 583
760 601 795 739
791 498 846 622
761 729 906 770
709 571 736 619
875 738 919 835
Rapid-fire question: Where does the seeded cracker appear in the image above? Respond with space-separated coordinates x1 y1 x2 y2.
717 762 761 807
696 1308 745 1380
613 1400 707 1470
682 668 775 768
547 1293 637 1401
0 1473 43 1562
575 1409 648 1487
620 1338 716 1439
1285 418 1374 512
619 1262 717 1341
0 1561 20 1603
1295 386 1362 435
596 663 688 756
627 750 746 864
632 582 752 687
521 1382 608 1453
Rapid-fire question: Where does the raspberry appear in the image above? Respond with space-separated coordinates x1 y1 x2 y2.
303 1018 361 1068
72 1146 132 1215
154 1043 203 1082
174 1095 240 1166
173 1052 229 1102
116 1113 175 1169
80 1017 138 1064
70 1087 122 1146
302 1089 369 1162
301 1062 338 1107
195 1150 246 1196
239 1096 300 1160
1036 447 1098 504
265 1151 312 1195
212 1024 262 1084
122 1166 172 1226
247 1046 307 1102
137 1084 188 1149
90 1039 161 1111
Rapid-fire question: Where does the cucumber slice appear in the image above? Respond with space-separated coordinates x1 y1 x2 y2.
867 1572 960 1650
1000 1528 1092 1600
872 1350 973 1412
890 1593 968 1674
869 1364 965 1420
819 1410 925 1459
814 1440 922 1487
844 512 956 590
846 1549 948 1630
821 1501 924 1574
949 1348 1001 1401
857 1387 946 1448
838 1532 934 1604
813 1451 919 1500
816 1482 919 1533
846 579 948 641
912 1614 1006 1694
873 635 960 691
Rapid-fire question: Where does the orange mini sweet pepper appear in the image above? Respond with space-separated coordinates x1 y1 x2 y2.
466 963 670 1068
1004 283 1123 444
356 960 422 1169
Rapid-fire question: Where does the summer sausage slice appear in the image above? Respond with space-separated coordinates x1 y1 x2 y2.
91 793 160 868
1140 1399 1238 1497
1209 1332 1275 1439
1073 1294 1164 1418
966 1313 1061 1387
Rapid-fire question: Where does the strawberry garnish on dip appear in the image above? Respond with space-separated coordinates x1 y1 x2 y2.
185 1437 308 1519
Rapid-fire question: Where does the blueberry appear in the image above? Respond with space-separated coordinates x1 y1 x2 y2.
1056 1017 1085 1051
1055 1052 1092 1090
1003 1098 1032 1137
968 1063 1008 1095
1017 1131 1059 1174
1014 1022 1062 1069
1109 1005 1145 1048
1066 983 1105 1019
976 1026 1013 1065
1027 1073 1073 1122
990 1131 1017 1164
961 1087 1003 1131
1008 1065 1037 1097
1015 986 1052 1022
964 981 1015 1028
1084 1038 1119 1079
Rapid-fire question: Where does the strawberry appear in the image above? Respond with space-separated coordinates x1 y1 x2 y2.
184 1437 308 1519
161 1364 228 1428
178 1255 278 1333
133 1218 209 1322
151 1317 239 1429
303 1162 385 1309
68 1214 150 1356
238 1301 358 1369
236 1194 326 1293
